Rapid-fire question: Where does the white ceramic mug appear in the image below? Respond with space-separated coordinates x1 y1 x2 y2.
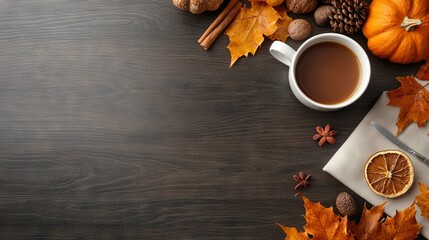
269 33 371 111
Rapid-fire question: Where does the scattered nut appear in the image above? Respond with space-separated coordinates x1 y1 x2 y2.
314 5 336 26
336 192 358 217
288 19 312 41
286 0 317 14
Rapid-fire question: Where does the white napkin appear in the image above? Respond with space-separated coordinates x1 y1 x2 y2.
323 91 429 238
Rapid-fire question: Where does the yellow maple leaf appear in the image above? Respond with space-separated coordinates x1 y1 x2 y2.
416 182 429 220
252 0 285 6
267 5 292 42
225 2 280 66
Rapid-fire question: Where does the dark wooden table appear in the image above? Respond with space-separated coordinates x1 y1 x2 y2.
0 1 425 239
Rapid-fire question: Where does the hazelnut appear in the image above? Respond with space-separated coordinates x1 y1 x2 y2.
286 0 317 14
335 192 358 217
288 19 312 41
314 5 336 26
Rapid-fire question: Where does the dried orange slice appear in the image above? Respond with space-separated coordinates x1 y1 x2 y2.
364 150 414 198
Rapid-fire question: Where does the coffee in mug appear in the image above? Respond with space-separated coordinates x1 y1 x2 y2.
295 42 361 105
269 33 370 111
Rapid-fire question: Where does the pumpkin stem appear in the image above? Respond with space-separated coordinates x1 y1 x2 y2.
401 17 422 31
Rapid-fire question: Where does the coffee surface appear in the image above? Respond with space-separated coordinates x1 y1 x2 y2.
295 42 361 105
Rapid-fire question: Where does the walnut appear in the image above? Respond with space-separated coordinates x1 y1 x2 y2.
336 192 358 217
288 19 312 41
314 5 336 26
286 0 317 14
172 0 224 14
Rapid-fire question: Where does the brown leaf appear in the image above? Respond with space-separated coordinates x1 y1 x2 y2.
417 58 429 80
387 76 429 135
349 203 385 240
416 182 429 220
267 5 292 42
225 2 280 66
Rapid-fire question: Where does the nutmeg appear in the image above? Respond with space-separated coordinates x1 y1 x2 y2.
288 19 312 41
335 192 358 217
286 0 317 14
314 5 336 26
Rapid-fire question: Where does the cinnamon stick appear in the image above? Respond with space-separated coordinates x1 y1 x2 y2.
200 1 241 50
198 0 240 44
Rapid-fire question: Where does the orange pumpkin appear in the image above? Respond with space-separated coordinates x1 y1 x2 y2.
362 0 429 64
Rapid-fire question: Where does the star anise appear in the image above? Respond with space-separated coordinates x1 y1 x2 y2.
293 171 311 190
312 124 337 147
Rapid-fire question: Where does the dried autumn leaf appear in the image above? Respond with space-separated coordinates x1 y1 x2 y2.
267 5 292 42
252 0 285 6
349 203 385 240
280 195 422 240
225 2 280 66
279 195 354 240
350 202 421 240
378 203 421 240
417 58 429 80
416 182 429 220
278 224 310 240
387 76 429 135
302 195 354 240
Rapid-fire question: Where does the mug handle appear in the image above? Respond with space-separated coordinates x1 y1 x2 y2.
269 41 296 67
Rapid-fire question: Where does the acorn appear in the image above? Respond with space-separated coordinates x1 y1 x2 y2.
335 192 358 217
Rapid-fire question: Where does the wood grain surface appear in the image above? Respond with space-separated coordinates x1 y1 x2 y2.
0 0 425 239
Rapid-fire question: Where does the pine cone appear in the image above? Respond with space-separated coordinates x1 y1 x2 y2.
329 0 369 34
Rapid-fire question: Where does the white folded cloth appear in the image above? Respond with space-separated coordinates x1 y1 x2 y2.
323 91 429 238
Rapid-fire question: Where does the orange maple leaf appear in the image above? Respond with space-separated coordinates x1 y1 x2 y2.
302 195 354 240
416 182 429 220
417 58 429 80
378 202 422 240
350 202 421 240
267 5 292 42
279 195 354 240
279 195 422 240
387 76 429 135
278 224 310 240
225 2 280 66
349 203 385 240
